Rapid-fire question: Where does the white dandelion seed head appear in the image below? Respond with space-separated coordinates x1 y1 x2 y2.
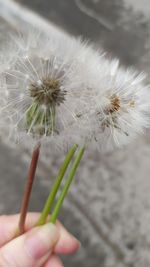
80 62 150 152
0 33 90 150
0 29 150 152
56 51 150 152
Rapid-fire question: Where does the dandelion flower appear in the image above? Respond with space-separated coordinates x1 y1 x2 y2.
0 32 89 149
76 59 150 151
0 31 150 152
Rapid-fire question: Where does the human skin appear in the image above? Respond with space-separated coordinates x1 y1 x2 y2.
0 213 80 267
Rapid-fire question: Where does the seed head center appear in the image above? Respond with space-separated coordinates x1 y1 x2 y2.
29 78 66 106
107 95 120 114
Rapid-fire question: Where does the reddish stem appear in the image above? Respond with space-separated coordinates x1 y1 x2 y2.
18 143 40 235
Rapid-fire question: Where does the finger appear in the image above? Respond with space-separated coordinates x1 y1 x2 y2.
55 222 81 254
0 213 40 247
43 255 64 267
0 214 80 254
0 223 59 267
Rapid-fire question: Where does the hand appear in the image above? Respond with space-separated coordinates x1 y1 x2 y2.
0 213 80 267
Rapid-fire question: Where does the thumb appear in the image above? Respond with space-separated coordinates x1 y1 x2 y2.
0 223 59 267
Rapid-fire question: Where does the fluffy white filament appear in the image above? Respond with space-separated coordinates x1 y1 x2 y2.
0 29 150 151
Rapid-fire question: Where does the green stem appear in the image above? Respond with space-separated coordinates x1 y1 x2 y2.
50 146 85 224
37 144 78 225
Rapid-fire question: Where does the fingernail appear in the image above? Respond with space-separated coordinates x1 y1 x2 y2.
25 224 59 260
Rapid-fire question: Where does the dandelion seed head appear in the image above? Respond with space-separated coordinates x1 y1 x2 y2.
3 56 70 139
0 33 88 148
0 30 150 152
85 66 150 151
